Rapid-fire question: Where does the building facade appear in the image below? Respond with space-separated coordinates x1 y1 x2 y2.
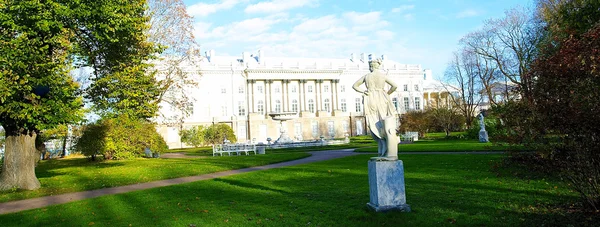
155 50 448 149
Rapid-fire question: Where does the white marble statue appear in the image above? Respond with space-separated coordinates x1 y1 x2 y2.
478 112 486 131
478 111 489 142
353 58 400 160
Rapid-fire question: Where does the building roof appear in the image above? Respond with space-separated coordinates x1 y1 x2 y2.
155 50 426 73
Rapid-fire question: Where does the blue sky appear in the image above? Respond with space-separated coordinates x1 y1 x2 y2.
184 0 535 80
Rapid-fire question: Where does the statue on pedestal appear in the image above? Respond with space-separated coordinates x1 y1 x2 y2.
478 111 489 143
352 58 399 160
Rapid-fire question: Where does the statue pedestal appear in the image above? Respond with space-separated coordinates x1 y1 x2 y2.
367 160 411 212
479 130 489 143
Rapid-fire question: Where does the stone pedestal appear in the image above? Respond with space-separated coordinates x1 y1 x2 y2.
367 160 411 212
257 146 266 154
479 130 489 143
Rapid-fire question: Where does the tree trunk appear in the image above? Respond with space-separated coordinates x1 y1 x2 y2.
61 135 67 158
0 134 41 191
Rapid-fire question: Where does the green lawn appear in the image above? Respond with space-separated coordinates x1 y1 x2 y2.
356 139 521 152
0 154 582 226
168 136 377 156
0 153 310 203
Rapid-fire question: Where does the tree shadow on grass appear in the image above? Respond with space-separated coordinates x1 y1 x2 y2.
0 155 587 227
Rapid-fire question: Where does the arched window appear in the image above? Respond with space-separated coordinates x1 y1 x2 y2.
324 98 330 112
308 99 315 113
257 100 264 114
292 99 298 113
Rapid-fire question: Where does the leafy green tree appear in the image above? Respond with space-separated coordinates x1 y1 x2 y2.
0 0 83 191
70 0 161 119
204 124 237 145
179 126 206 148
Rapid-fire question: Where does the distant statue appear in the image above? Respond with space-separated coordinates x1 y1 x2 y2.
478 112 486 131
478 111 489 142
353 58 399 160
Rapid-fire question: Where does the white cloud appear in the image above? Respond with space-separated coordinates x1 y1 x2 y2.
403 13 415 21
293 15 339 33
245 0 318 14
194 10 405 63
343 11 384 25
456 9 482 18
391 5 415 13
187 0 247 17
197 15 287 40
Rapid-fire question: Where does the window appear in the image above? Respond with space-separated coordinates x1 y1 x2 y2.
414 85 419 91
308 85 313 92
327 121 335 137
221 88 227 94
257 85 263 94
239 86 244 93
238 101 246 116
291 86 297 93
392 98 398 110
415 97 421 110
340 85 345 92
403 84 408 91
275 100 281 113
311 121 319 137
343 121 349 133
294 122 302 140
324 98 330 112
221 105 228 116
340 99 347 112
274 86 280 93
257 100 264 114
403 97 410 110
308 99 315 113
355 98 362 112
292 99 298 113
324 85 329 93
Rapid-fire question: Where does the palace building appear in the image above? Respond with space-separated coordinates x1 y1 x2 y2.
154 50 449 149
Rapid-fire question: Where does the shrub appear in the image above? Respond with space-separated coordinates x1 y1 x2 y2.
399 110 432 137
75 115 167 160
179 125 206 147
204 124 236 145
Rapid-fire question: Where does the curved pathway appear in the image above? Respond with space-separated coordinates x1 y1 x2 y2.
0 149 359 215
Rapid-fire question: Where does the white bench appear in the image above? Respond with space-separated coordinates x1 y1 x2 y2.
401 132 419 142
212 144 257 156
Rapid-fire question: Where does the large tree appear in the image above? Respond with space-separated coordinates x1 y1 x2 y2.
147 0 202 126
71 0 161 119
444 50 484 129
0 0 83 190
462 6 543 102
532 0 600 210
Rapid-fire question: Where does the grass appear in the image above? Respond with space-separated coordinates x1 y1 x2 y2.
167 136 378 156
0 154 584 226
0 153 310 203
355 133 525 153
